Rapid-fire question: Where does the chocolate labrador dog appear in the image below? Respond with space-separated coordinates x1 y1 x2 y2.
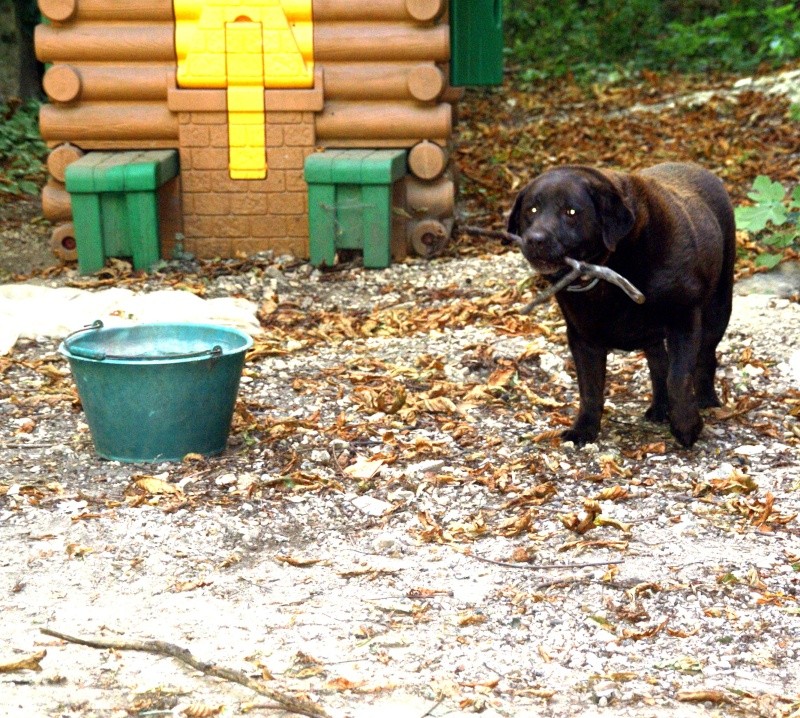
507 162 735 447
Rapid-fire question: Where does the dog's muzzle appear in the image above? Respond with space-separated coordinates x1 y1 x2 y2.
520 230 564 274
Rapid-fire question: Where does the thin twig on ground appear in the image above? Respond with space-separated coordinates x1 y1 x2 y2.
40 627 330 718
459 550 624 571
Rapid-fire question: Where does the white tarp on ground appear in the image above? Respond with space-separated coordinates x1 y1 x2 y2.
0 284 262 355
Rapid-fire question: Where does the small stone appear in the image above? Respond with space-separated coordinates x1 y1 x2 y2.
215 473 237 486
351 495 393 516
372 534 400 553
310 449 331 463
407 460 446 474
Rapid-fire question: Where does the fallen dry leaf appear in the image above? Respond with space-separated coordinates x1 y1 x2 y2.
276 554 323 568
343 457 385 480
677 689 730 704
181 703 224 717
133 476 183 496
0 650 46 673
65 543 95 559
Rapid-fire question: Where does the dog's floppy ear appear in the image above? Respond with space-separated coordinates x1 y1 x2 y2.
591 177 635 251
506 184 530 237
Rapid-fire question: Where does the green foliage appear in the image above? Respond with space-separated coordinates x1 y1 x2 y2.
506 0 664 82
652 3 800 73
505 1 800 81
0 100 47 197
735 175 800 269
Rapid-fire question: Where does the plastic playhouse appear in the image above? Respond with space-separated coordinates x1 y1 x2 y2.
35 0 503 272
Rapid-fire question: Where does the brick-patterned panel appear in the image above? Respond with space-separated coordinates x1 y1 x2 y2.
285 214 309 237
191 148 229 171
230 193 268 215
249 215 288 237
193 193 231 215
180 125 211 147
268 147 306 170
178 110 314 258
233 236 308 256
284 124 314 146
266 125 284 147
269 192 306 215
184 237 232 259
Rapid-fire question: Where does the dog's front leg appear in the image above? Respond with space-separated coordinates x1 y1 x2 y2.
666 310 703 447
562 326 607 445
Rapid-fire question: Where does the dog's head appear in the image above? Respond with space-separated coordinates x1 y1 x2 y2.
507 167 635 275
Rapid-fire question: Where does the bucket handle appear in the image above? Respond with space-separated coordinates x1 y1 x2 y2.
63 320 224 362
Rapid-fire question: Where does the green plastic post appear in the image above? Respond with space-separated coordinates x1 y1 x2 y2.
308 183 337 267
70 194 105 274
126 192 161 271
361 185 391 268
450 0 504 86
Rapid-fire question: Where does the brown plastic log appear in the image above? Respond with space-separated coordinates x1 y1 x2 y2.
40 103 179 143
46 143 84 183
44 0 174 21
314 24 449 62
322 62 418 101
38 0 76 23
405 0 446 21
323 62 447 101
35 24 175 63
51 223 78 263
41 180 73 223
315 102 451 141
57 65 172 102
408 140 448 179
407 64 445 101
43 64 82 103
405 176 454 217
409 218 451 258
312 0 444 21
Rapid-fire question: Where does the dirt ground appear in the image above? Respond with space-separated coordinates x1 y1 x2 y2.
1 67 800 718
1 233 799 718
0 197 56 279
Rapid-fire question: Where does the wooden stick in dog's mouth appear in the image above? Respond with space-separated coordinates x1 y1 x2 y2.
461 225 646 311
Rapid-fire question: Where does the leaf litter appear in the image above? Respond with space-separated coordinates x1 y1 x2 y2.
1 69 800 717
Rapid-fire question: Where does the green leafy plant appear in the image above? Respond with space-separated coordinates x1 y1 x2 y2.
735 175 800 269
0 100 48 197
505 1 800 82
651 3 800 73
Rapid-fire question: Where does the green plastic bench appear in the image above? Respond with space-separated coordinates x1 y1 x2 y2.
304 149 407 269
65 150 179 275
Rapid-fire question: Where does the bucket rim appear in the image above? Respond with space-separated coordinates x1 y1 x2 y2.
58 321 255 365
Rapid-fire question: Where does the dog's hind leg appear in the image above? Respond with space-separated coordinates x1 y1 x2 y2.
695 288 733 408
644 341 669 422
666 309 704 447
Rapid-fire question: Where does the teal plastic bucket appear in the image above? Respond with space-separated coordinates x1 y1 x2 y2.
59 321 253 463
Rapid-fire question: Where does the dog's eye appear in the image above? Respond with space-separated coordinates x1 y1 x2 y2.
529 207 538 214
565 208 577 216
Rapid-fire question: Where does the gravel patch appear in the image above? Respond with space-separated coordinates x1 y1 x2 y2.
1 250 799 718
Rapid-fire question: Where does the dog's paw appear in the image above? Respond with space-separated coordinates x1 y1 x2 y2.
696 392 722 409
669 414 703 448
561 425 599 446
644 403 668 423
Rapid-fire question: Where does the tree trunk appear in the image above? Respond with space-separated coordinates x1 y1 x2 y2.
12 0 44 100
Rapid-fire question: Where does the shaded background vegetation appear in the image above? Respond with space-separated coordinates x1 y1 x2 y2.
505 0 800 81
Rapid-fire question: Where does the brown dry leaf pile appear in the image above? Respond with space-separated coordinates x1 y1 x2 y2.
1 68 799 717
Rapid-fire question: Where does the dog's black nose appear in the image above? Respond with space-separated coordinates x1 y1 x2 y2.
524 230 548 247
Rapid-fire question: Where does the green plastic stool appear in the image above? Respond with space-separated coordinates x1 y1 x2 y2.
65 150 179 274
304 149 407 269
